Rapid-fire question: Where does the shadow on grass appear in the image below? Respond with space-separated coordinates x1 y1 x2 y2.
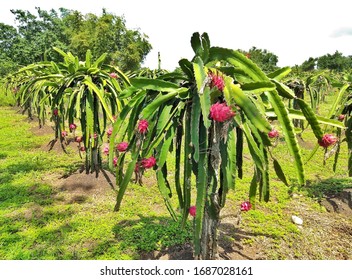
0 202 78 259
305 177 352 199
0 152 7 159
218 220 281 260
305 177 352 214
0 182 56 209
112 215 193 260
112 214 278 260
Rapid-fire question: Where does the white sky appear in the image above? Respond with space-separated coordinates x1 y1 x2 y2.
1 0 352 70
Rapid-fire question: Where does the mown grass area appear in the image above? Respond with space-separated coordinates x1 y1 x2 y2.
0 107 191 259
0 89 351 260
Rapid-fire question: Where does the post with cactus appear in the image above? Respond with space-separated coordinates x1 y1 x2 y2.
109 33 345 259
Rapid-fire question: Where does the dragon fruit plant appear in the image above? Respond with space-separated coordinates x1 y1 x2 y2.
109 32 344 259
12 48 130 175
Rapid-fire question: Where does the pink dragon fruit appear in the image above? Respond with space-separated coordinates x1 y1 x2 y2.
138 119 149 134
318 134 337 148
209 102 235 122
189 206 196 217
116 142 128 152
240 201 252 211
141 156 156 169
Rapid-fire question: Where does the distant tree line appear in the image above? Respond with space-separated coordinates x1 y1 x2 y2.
238 46 279 73
1 7 350 77
239 47 352 73
0 7 152 76
299 51 352 72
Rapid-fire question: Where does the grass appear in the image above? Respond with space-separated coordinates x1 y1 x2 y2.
0 107 192 259
0 89 351 260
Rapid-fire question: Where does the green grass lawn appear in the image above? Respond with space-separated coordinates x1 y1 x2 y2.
0 90 351 260
0 107 191 259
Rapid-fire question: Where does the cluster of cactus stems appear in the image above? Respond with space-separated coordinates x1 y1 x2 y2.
107 33 347 259
11 48 130 176
11 33 349 260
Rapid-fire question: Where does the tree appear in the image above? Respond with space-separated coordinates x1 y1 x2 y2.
12 32 345 260
0 23 19 75
300 57 317 71
0 8 152 76
242 46 279 73
10 8 68 65
66 9 152 71
12 48 130 175
317 51 351 71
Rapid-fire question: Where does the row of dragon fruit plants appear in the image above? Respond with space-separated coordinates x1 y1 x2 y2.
8 33 350 259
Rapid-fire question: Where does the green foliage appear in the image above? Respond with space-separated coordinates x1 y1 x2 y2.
112 217 192 252
0 83 16 106
298 51 352 73
3 25 351 260
317 51 352 72
306 177 352 200
0 8 152 76
63 9 152 71
108 32 341 259
0 86 350 260
0 108 190 260
300 57 317 72
240 47 279 73
11 48 130 175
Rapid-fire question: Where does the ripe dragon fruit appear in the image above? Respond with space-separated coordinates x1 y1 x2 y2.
268 129 279 138
138 119 149 134
208 71 225 92
141 156 156 169
189 206 196 217
318 134 337 148
116 142 128 152
209 102 235 122
240 201 252 211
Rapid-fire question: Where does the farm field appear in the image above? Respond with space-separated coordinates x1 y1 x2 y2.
0 90 351 260
0 7 351 261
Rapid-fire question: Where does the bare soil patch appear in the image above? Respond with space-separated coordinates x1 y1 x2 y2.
320 189 352 215
50 168 117 205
